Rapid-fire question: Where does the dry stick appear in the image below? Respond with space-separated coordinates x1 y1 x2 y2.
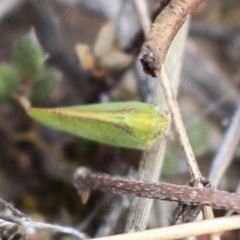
139 0 203 78
71 215 240 240
161 44 218 239
227 182 240 217
125 2 188 231
73 168 240 213
157 67 218 231
139 1 218 238
183 54 240 239
161 66 202 181
139 0 205 184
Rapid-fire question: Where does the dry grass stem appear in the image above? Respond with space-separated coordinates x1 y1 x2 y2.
126 7 189 231
85 215 240 240
161 66 202 182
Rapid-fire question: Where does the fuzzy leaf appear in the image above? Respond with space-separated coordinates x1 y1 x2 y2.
12 34 44 79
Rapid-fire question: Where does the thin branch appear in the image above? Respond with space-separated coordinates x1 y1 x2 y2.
125 2 188 231
160 32 217 240
139 0 205 183
161 66 202 182
73 168 240 212
139 0 203 77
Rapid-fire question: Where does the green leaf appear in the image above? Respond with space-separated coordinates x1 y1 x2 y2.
12 34 44 79
0 64 19 101
31 67 60 106
27 102 169 149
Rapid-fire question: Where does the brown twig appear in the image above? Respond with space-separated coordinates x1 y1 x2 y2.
139 0 203 77
73 168 240 212
161 66 202 182
126 1 196 230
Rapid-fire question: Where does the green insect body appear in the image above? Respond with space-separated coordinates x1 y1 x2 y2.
27 101 169 149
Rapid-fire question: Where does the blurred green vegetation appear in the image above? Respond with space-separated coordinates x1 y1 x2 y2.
0 33 59 106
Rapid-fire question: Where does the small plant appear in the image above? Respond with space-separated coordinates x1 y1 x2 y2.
0 33 60 106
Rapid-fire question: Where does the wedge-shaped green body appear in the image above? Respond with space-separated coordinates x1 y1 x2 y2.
27 102 169 149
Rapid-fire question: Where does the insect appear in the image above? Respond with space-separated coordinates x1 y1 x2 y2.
27 101 169 149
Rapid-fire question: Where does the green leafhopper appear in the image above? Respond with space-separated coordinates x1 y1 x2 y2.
27 101 169 149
